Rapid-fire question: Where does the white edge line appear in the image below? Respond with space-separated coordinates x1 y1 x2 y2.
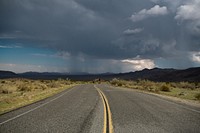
0 87 74 125
108 85 200 114
158 97 200 114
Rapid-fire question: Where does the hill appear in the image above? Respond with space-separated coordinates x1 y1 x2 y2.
114 67 200 82
0 70 17 78
0 67 200 82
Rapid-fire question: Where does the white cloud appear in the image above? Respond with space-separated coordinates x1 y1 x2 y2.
130 5 168 22
31 51 71 60
0 63 69 73
123 28 143 35
56 51 71 59
191 51 200 63
121 58 155 71
175 1 200 21
145 5 168 15
175 0 200 35
0 45 22 49
0 58 155 73
31 53 49 57
150 0 183 11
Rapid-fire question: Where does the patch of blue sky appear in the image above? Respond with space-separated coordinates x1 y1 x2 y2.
0 40 67 67
154 58 199 69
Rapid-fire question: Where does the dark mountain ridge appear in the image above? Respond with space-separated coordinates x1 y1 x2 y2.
114 67 200 82
0 67 200 82
19 72 68 76
0 70 17 78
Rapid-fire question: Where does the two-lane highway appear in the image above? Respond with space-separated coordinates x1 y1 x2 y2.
97 84 200 133
0 85 104 133
0 84 200 133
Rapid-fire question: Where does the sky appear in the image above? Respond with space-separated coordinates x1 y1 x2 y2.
0 0 200 73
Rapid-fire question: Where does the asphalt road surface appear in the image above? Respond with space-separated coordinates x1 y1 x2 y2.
0 85 104 133
0 84 200 133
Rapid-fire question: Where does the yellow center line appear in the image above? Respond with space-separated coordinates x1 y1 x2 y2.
96 87 107 133
94 85 113 133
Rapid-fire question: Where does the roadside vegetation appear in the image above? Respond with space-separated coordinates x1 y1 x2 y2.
110 78 200 101
0 78 77 114
1 78 199 115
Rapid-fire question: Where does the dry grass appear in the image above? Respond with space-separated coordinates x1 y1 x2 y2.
195 93 200 100
110 78 200 101
0 78 76 114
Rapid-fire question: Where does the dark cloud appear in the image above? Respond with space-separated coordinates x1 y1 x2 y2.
0 0 200 72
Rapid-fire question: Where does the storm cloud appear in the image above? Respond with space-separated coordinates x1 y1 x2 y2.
130 5 168 22
0 0 200 73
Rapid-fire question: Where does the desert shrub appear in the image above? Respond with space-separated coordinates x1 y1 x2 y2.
124 84 132 88
17 84 33 91
24 79 29 83
154 88 160 93
137 80 159 91
1 80 6 84
42 80 51 84
147 86 160 92
0 86 13 94
110 78 120 86
137 80 155 87
0 88 12 94
1 89 9 94
40 80 45 83
117 82 123 86
193 82 200 89
195 93 200 100
64 81 71 85
47 82 61 88
179 82 196 90
110 78 127 86
17 85 26 91
160 84 171 92
41 84 48 90
128 81 137 86
36 84 48 90
170 82 178 88
134 86 143 90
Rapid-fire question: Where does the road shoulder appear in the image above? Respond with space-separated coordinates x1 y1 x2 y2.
107 84 200 111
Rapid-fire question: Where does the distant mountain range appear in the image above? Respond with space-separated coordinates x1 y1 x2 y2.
0 67 200 82
0 70 17 77
112 67 200 82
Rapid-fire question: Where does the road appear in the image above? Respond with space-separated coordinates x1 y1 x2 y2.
97 84 200 133
0 84 200 133
0 85 104 133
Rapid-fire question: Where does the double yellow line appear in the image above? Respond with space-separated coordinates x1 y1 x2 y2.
94 85 113 133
